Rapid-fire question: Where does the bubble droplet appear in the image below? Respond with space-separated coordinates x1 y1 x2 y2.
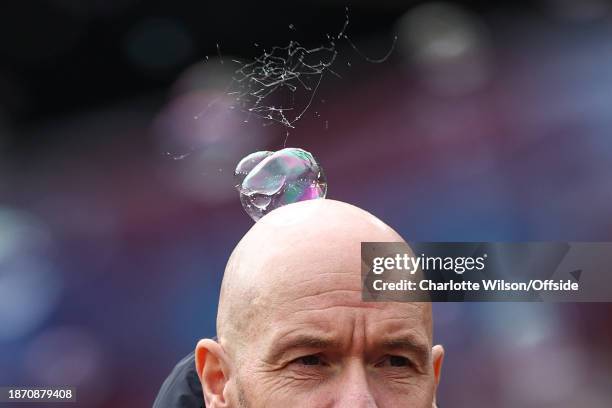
234 148 327 221
234 150 273 189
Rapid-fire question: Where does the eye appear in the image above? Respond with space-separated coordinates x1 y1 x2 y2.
295 355 322 366
389 355 410 367
285 355 330 382
375 355 412 368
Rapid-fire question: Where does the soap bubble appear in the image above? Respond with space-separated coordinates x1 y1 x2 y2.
234 148 327 221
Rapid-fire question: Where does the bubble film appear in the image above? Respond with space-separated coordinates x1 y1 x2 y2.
234 148 327 221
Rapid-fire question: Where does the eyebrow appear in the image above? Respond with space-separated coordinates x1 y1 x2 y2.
377 336 431 366
266 334 342 363
265 334 430 365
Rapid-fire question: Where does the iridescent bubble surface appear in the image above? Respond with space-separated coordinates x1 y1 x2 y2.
234 148 327 221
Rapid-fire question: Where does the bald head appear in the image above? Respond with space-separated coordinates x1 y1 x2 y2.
197 199 443 408
217 199 430 352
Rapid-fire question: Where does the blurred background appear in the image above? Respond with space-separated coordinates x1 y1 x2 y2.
1 0 612 406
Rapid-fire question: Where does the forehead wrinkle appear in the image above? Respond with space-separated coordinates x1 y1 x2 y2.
369 305 433 342
262 313 431 365
277 302 433 347
255 272 363 313
257 255 362 294
270 299 429 336
378 334 430 353
264 332 344 364
264 280 430 322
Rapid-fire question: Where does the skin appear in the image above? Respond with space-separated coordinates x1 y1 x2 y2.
196 199 444 408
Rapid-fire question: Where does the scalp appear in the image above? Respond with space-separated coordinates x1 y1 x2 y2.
215 199 431 357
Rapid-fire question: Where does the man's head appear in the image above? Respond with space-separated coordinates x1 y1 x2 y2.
195 199 444 407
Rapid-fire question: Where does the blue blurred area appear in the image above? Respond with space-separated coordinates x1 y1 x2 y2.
1 1 612 407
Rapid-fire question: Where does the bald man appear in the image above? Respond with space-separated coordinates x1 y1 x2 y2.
153 199 444 408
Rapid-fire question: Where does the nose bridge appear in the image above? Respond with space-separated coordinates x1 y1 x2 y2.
334 358 377 408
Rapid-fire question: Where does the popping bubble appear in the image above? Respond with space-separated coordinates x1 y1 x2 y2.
234 148 327 221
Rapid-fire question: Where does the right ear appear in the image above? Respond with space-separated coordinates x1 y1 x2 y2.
195 338 231 408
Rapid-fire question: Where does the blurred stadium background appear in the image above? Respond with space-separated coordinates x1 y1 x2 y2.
1 0 612 406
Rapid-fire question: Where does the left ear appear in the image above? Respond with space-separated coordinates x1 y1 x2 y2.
431 344 445 407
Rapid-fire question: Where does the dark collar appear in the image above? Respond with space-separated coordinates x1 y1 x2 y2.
153 352 204 408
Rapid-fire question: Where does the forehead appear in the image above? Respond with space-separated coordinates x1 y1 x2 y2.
235 204 427 344
251 267 432 344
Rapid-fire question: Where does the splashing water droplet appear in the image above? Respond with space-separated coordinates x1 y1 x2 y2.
234 148 327 221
